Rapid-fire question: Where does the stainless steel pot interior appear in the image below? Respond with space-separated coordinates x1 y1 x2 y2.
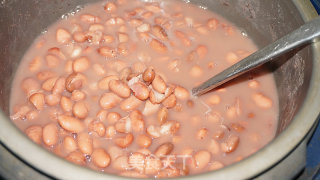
0 0 319 179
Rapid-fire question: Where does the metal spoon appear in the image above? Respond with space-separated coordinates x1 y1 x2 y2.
192 16 320 96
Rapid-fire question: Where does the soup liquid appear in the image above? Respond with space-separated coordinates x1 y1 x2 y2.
10 0 278 178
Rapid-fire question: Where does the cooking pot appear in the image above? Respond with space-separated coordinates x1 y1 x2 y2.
0 0 319 179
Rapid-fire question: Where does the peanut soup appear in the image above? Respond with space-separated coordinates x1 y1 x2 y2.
10 0 278 178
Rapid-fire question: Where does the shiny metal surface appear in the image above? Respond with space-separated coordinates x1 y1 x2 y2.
192 16 320 96
0 0 319 179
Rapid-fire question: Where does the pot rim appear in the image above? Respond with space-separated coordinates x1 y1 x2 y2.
0 0 319 179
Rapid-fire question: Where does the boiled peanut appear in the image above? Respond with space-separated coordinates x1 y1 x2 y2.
48 47 66 60
252 93 272 108
119 67 132 81
29 93 45 110
21 78 40 96
207 95 221 105
157 107 168 125
86 31 103 45
130 110 145 132
80 14 100 23
77 132 93 155
160 121 180 135
25 125 42 144
196 26 208 35
73 57 90 72
130 82 149 100
56 28 71 44
129 18 143 27
137 23 151 32
42 77 58 91
197 128 208 140
231 123 245 133
64 60 73 73
106 112 121 124
65 73 85 93
42 123 58 146
226 99 241 118
142 100 160 116
89 24 104 32
152 25 168 41
175 30 191 46
109 79 131 98
131 62 147 74
103 35 114 43
115 117 130 133
89 121 106 137
73 32 87 43
107 145 124 161
194 150 211 169
98 75 119 90
145 4 161 13
146 125 161 138
72 101 89 119
60 96 73 112
206 111 222 123
71 90 86 101
91 148 111 168
226 52 239 64
154 142 174 157
104 2 117 13
184 17 194 27
91 63 105 76
248 80 260 89
196 45 208 60
174 86 189 100
112 155 129 171
150 39 167 53
162 94 177 109
109 60 128 72
143 67 155 83
221 134 240 153
152 74 166 94
190 65 203 77
145 155 162 175
120 95 142 112
208 139 220 155
209 161 224 171
29 56 42 72
45 54 60 68
207 18 219 30
213 129 225 140
114 133 134 148
136 134 152 148
63 136 78 154
58 115 85 133
52 77 66 95
37 71 56 81
65 151 86 166
26 110 39 121
105 125 117 138
105 17 124 26
128 152 145 172
98 46 117 58
45 94 61 106
118 43 130 57
99 93 122 109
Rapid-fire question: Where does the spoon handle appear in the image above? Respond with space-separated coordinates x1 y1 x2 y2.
192 16 320 96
